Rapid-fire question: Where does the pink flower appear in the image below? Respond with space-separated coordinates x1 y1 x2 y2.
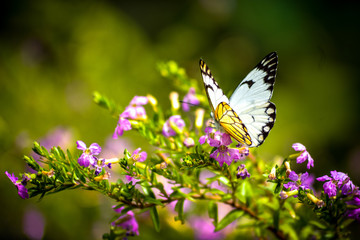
121 96 148 120
113 117 132 138
317 170 355 197
76 141 101 167
131 148 147 162
292 143 314 169
237 164 250 179
209 133 244 167
162 115 185 137
182 87 200 112
5 171 29 199
199 127 218 145
183 137 195 148
125 175 140 185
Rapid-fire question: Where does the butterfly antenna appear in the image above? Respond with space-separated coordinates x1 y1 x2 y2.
179 100 209 110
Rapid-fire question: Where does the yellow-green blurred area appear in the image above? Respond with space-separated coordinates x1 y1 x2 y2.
1 0 360 239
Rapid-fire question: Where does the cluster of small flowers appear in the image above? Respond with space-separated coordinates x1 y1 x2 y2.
125 148 148 184
113 96 149 138
113 90 200 149
346 192 360 221
317 170 360 220
278 143 360 220
76 140 112 176
279 143 321 205
199 126 249 175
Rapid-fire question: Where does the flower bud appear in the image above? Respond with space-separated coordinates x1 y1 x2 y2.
195 108 205 129
170 92 180 111
284 161 291 178
147 94 158 112
280 189 298 199
269 166 277 180
306 193 325 208
42 169 55 178
94 172 111 181
183 137 195 148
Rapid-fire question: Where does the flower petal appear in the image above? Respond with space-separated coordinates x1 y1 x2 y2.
316 175 331 181
221 133 232 146
130 96 148 106
288 171 299 181
306 155 314 169
292 143 306 151
296 151 308 164
199 135 207 144
89 143 101 155
76 140 87 150
132 148 141 155
139 151 147 162
204 127 214 134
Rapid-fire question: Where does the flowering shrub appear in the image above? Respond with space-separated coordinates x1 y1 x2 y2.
5 61 360 239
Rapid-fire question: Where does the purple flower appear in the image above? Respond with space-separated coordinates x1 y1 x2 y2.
209 133 243 167
292 143 314 169
346 197 360 221
121 96 148 120
199 127 217 145
94 158 112 176
341 178 356 196
347 208 360 221
237 164 250 179
113 117 132 139
317 170 354 197
182 87 200 112
125 175 140 185
283 171 314 196
112 206 139 236
162 115 185 137
300 172 315 190
76 140 101 168
131 148 147 162
288 171 299 182
5 171 29 199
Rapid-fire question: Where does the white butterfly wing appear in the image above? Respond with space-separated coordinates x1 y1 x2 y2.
229 52 278 147
199 59 230 113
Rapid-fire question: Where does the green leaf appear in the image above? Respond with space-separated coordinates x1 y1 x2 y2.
309 220 327 230
208 201 218 227
141 185 156 199
215 209 244 231
236 181 249 204
144 197 164 206
174 198 185 224
274 182 283 194
169 190 195 201
207 188 225 195
340 218 354 228
150 206 160 232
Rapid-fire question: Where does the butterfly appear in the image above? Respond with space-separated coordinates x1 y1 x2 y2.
199 52 278 147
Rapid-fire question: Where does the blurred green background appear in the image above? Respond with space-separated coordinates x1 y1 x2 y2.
1 1 360 239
